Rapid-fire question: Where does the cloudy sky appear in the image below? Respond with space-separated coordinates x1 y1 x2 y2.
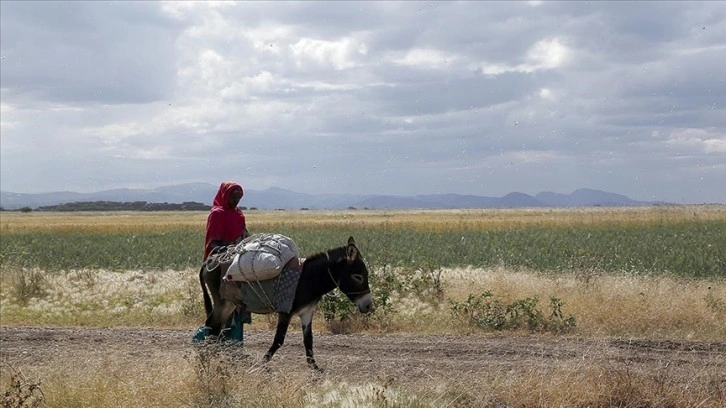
1 1 724 204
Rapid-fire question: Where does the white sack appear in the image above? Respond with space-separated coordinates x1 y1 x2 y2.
223 233 301 282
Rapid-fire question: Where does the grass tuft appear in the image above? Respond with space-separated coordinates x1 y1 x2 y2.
1 363 45 408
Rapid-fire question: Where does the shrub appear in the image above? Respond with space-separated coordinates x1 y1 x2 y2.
8 269 47 306
450 290 576 333
1 363 44 408
319 263 445 331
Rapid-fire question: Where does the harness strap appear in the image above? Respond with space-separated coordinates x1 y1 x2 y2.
323 249 370 296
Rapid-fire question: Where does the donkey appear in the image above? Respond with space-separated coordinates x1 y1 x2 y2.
199 236 372 370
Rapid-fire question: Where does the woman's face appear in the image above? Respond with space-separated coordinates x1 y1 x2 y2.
228 188 243 207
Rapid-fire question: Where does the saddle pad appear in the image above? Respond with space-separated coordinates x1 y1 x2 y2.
239 261 303 314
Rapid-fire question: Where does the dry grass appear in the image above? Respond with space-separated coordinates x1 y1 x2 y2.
0 211 207 233
471 361 724 408
2 265 724 340
253 205 726 232
440 266 726 340
3 344 723 408
2 205 724 233
2 264 724 407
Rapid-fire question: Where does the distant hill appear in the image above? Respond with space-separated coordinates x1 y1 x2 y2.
536 188 639 207
0 183 657 210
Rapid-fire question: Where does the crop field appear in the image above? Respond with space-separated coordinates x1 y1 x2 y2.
1 206 725 407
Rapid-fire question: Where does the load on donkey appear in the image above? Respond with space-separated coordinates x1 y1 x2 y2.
196 233 373 370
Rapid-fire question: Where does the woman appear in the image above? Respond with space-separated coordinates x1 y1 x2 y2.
202 181 251 341
204 181 249 260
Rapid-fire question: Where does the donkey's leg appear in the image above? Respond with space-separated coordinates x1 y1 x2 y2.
300 308 321 371
205 301 236 336
263 313 291 363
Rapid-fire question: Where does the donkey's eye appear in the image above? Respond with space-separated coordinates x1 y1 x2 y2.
351 274 365 284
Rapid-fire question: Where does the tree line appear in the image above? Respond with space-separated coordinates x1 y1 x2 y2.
4 201 212 212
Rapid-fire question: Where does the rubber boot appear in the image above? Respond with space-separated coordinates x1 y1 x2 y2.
222 311 244 343
192 325 209 343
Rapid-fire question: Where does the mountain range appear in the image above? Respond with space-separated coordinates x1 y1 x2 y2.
0 183 660 210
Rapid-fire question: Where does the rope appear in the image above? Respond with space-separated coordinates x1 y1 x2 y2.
208 239 369 312
323 249 370 296
205 232 291 274
205 233 302 313
245 278 276 311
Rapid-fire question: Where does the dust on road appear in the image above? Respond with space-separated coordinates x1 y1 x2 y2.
2 326 724 388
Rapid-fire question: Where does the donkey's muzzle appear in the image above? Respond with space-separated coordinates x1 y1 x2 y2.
356 292 373 314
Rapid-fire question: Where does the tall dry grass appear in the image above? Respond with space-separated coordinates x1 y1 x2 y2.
2 205 724 233
1 265 724 340
2 265 724 407
3 341 723 408
0 211 207 233
440 266 725 340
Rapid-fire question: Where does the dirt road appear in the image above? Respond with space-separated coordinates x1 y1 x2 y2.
0 327 726 406
3 326 724 386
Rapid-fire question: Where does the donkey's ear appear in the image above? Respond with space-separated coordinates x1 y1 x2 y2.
346 236 358 263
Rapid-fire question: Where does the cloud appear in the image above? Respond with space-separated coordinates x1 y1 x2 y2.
478 37 572 75
1 1 724 203
1 2 182 105
291 37 368 70
666 128 726 154
393 48 458 70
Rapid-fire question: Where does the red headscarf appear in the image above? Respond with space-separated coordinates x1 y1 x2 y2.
204 181 246 259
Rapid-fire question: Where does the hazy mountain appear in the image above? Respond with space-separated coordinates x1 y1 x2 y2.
355 192 546 209
0 183 660 210
536 188 644 207
0 183 219 210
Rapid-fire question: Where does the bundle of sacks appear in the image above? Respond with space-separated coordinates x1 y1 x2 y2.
222 233 301 282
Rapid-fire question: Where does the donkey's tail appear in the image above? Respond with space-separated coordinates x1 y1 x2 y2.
199 263 213 317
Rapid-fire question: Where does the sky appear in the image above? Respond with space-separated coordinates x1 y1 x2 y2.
1 1 725 204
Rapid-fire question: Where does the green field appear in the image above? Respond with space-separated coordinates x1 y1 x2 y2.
2 206 724 277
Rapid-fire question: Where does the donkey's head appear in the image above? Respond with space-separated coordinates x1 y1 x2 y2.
337 236 373 314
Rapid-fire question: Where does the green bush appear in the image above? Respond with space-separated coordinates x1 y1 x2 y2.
450 291 576 333
319 264 445 328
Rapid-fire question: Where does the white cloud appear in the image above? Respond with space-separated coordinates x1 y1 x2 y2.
1 1 724 203
220 71 276 99
666 128 726 154
479 62 511 76
675 43 726 56
393 48 457 70
500 150 560 165
160 0 235 21
478 38 572 75
524 38 571 70
538 88 555 100
704 139 726 153
290 37 366 70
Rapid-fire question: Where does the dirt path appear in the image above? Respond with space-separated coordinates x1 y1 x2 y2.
3 326 725 388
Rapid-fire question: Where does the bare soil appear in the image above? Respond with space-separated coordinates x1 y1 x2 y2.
2 326 725 390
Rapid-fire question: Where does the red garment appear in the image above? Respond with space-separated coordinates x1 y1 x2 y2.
203 181 247 260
